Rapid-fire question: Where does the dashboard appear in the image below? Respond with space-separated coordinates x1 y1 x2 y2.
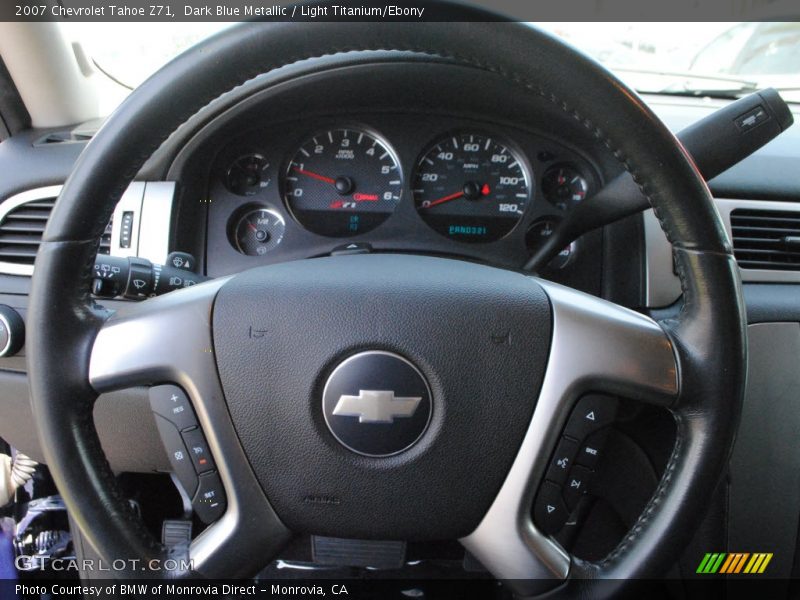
0 48 799 580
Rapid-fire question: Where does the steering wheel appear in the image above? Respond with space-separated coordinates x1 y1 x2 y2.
27 14 746 599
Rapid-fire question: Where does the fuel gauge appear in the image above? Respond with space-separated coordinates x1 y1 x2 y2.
232 208 285 256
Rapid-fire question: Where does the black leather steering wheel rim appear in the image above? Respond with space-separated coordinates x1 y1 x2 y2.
27 13 746 596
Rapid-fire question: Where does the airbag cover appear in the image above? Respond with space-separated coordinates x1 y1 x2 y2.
213 254 551 539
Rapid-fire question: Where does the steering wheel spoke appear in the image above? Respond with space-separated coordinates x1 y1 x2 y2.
461 280 679 596
89 280 291 577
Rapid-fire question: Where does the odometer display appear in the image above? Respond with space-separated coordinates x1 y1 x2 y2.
413 133 530 243
283 128 402 237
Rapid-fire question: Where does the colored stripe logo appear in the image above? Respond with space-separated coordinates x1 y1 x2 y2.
696 552 773 574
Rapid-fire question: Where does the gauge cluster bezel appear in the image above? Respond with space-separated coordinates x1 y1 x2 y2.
164 60 610 282
207 113 600 273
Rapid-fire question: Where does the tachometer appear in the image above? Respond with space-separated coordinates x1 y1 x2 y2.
413 133 530 243
282 128 402 237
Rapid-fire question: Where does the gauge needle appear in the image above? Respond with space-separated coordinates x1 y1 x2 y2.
424 190 464 208
247 222 258 232
423 183 490 208
293 167 336 184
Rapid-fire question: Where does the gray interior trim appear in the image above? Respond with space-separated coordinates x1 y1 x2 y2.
643 209 683 308
138 182 175 265
728 322 800 585
0 23 101 128
460 279 678 595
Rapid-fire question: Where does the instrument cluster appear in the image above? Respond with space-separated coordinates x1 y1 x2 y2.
206 115 598 275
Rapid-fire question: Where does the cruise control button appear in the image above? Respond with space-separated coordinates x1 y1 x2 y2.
182 428 214 474
545 437 579 485
564 394 618 441
193 472 227 524
534 482 568 535
153 414 198 497
150 385 198 431
563 465 593 511
575 430 609 469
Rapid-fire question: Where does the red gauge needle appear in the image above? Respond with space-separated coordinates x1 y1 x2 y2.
425 190 464 208
293 167 336 185
247 222 258 232
423 183 490 208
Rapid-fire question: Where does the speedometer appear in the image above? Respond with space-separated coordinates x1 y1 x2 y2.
283 128 402 237
413 133 530 243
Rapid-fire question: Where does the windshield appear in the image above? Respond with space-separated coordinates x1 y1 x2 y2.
61 21 800 113
537 22 800 101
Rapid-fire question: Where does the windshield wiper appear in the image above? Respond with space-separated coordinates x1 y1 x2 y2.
613 67 760 99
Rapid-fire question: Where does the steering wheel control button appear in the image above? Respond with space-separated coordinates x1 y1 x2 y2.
545 436 579 486
149 385 198 431
563 394 619 441
563 465 593 511
322 351 432 457
181 428 214 474
0 305 24 357
534 482 568 535
192 472 227 524
575 430 609 469
153 414 198 497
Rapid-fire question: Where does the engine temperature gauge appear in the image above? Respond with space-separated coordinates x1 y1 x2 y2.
541 165 588 211
232 208 285 256
226 154 270 196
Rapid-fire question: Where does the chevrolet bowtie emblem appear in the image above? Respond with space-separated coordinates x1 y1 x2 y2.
333 390 422 424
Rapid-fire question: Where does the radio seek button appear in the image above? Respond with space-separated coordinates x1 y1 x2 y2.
534 482 568 535
564 394 618 441
563 465 593 511
150 384 198 431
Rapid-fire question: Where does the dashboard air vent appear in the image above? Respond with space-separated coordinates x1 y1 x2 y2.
0 190 113 273
731 208 800 271
0 196 55 266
